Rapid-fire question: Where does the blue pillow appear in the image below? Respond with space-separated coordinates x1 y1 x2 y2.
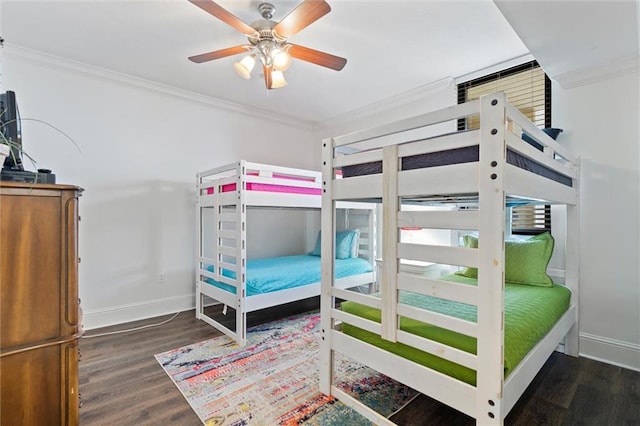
522 127 563 151
309 229 360 259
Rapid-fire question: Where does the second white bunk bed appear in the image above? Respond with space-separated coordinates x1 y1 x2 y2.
319 92 580 425
196 161 376 346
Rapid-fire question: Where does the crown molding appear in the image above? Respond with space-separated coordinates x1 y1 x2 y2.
454 54 535 84
4 44 314 130
552 55 640 89
315 77 454 131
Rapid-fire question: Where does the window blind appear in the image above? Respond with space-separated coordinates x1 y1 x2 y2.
511 204 551 235
457 61 551 234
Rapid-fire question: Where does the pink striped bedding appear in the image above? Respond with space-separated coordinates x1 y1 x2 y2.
206 172 321 195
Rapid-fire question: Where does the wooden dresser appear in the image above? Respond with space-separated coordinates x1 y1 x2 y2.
0 182 83 425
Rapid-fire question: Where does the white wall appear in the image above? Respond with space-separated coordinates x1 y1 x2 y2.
553 71 640 370
4 50 316 329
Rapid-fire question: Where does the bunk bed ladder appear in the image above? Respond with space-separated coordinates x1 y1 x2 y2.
195 177 203 321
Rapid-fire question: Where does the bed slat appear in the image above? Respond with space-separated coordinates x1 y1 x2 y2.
504 164 577 205
398 243 477 268
217 246 236 258
198 197 216 207
397 303 477 338
210 274 239 289
198 280 238 307
398 129 479 158
398 273 478 306
396 329 478 371
332 288 382 309
218 260 237 272
332 309 382 336
198 268 216 281
334 148 383 168
332 99 480 148
398 210 478 231
334 174 383 200
505 104 577 165
198 256 215 265
217 229 235 240
218 212 237 223
242 161 321 181
398 163 479 198
217 192 237 206
505 132 579 180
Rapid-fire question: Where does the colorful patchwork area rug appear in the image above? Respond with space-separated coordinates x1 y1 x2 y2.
155 312 418 425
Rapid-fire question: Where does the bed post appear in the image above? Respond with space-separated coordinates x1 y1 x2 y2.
381 145 399 342
564 159 581 356
320 137 336 395
195 174 203 320
477 92 507 424
368 205 377 293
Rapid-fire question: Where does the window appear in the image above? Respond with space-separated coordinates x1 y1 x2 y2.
457 61 551 235
511 204 551 235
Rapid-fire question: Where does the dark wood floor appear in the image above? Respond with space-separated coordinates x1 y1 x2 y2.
79 299 640 425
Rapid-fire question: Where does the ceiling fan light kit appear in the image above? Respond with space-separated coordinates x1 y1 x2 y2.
233 55 256 79
270 70 288 88
188 0 346 90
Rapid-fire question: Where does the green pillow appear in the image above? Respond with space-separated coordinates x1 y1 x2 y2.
455 232 554 287
456 234 479 278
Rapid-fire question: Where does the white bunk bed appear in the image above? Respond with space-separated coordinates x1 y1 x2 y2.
196 160 376 346
319 92 580 425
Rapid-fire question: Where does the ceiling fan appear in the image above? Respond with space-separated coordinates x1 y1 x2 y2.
187 0 347 89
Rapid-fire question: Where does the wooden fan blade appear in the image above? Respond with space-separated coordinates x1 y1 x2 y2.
273 0 331 39
289 44 347 71
263 64 273 89
188 45 251 63
188 0 258 36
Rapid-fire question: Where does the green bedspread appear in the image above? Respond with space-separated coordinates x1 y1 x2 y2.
340 273 571 385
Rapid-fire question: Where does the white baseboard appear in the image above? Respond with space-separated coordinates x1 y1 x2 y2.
82 294 194 330
579 332 640 372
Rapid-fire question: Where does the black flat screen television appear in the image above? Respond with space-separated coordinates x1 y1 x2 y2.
1 90 23 171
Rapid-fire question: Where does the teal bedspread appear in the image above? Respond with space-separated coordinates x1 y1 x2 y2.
341 273 571 385
206 255 373 296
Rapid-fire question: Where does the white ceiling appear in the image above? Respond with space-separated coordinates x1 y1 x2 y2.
2 0 638 125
